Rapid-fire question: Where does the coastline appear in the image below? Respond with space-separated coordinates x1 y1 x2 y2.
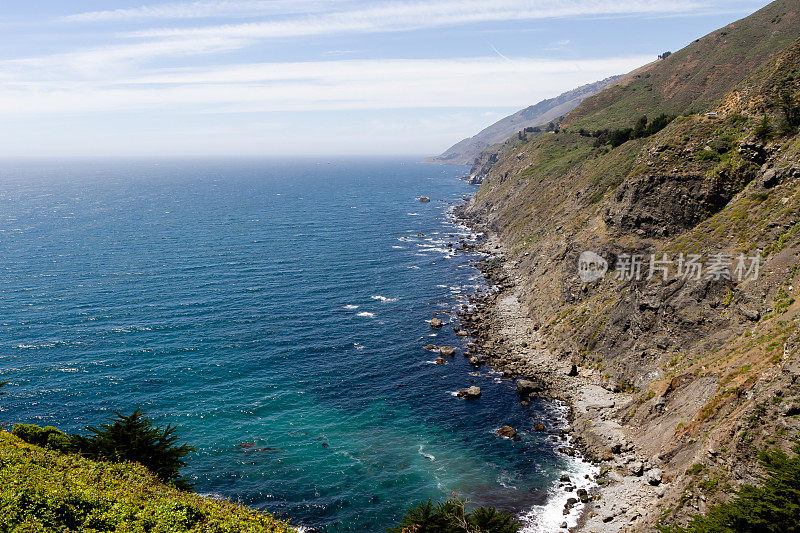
452 205 670 533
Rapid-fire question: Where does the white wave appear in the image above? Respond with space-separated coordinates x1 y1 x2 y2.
392 245 404 249
407 265 420 269
343 304 359 310
356 312 375 318
418 445 435 461
519 450 598 533
407 212 420 216
371 295 397 302
353 343 365 350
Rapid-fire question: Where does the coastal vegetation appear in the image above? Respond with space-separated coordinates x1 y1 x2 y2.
391 497 520 533
660 441 800 532
0 430 293 532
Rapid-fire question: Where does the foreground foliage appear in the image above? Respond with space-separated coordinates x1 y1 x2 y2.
12 409 194 487
660 443 800 533
390 497 520 533
0 431 294 532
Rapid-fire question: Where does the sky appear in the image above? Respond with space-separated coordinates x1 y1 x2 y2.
0 0 773 157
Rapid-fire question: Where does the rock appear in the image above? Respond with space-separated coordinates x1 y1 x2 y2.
628 461 644 476
417 232 426 237
457 386 481 399
430 318 443 329
560 522 567 529
469 356 482 366
567 364 578 377
576 488 589 503
760 168 779 188
417 196 431 202
560 474 571 483
423 344 439 351
497 425 520 440
647 468 663 486
435 357 446 365
516 379 543 396
439 346 456 356
456 330 468 336
533 422 546 431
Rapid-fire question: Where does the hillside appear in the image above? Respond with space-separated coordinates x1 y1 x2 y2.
0 431 294 532
424 77 619 165
456 0 800 530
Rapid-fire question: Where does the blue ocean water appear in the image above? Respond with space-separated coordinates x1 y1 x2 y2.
0 158 585 532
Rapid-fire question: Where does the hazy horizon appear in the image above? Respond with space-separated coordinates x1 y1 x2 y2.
0 0 771 157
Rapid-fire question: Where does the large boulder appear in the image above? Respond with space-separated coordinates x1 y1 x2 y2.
497 425 520 441
457 386 481 399
430 318 443 329
516 379 544 396
439 346 456 357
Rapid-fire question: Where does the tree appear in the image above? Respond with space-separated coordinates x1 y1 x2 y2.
779 91 800 136
390 497 520 533
753 116 773 140
77 409 194 486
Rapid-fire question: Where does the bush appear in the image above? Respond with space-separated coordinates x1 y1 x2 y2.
660 441 800 532
76 409 195 487
0 432 292 532
753 116 773 140
11 423 75 452
390 497 520 533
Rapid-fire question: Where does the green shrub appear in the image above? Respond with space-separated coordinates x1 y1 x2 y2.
11 424 74 452
660 441 800 532
76 409 195 487
390 497 520 533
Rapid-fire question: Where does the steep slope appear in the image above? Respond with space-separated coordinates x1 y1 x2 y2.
425 77 619 165
458 1 800 530
0 431 294 532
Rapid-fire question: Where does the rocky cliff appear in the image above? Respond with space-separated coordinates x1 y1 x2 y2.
458 1 800 529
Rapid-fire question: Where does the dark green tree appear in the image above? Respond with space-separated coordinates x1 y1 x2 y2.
779 91 800 136
753 116 773 140
390 497 520 533
76 409 194 486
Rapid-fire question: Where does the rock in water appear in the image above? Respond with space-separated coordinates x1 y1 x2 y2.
457 386 481 399
435 357 447 365
517 379 543 396
468 356 482 366
439 346 455 356
497 425 520 440
417 196 431 202
430 318 443 329
423 344 439 351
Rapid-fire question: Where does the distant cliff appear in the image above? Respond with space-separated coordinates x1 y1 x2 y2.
424 76 620 166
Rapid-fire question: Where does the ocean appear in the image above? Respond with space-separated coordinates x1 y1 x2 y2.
0 158 591 532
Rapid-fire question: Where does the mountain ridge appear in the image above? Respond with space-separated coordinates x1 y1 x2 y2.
424 76 621 165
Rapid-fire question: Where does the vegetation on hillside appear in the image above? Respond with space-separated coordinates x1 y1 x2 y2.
0 431 293 532
12 409 194 488
659 442 800 533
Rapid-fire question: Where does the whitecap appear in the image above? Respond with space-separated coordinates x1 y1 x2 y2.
371 295 397 302
343 305 359 310
406 265 420 269
418 445 435 461
356 312 375 318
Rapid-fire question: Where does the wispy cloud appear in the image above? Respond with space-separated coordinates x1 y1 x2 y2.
0 55 652 114
125 0 709 40
62 0 342 22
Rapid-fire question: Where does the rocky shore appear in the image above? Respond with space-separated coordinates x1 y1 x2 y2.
450 209 670 533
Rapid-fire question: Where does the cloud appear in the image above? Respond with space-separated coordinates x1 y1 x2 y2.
62 0 341 22
0 55 652 115
125 0 708 40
